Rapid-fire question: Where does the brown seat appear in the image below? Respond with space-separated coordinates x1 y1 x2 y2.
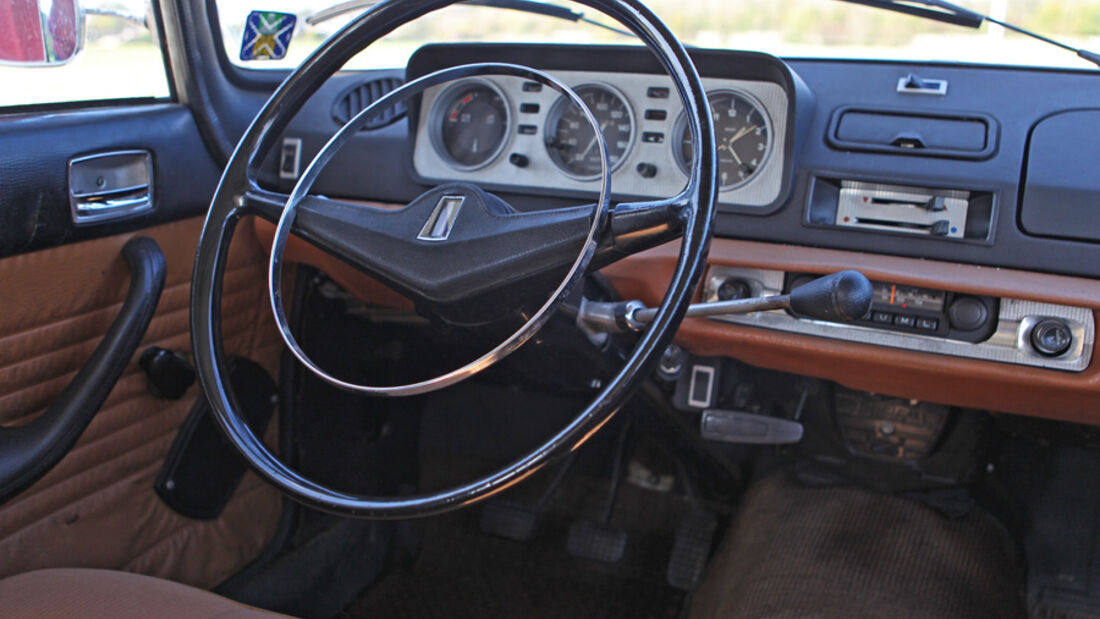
0 568 290 618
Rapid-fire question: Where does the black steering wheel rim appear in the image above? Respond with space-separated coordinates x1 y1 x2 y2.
190 0 717 519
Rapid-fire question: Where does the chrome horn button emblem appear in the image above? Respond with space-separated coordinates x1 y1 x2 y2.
417 195 466 241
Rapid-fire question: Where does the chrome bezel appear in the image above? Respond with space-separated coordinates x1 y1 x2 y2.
544 82 636 181
428 78 513 172
673 88 774 191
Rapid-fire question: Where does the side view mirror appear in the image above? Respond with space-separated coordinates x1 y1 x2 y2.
0 0 84 65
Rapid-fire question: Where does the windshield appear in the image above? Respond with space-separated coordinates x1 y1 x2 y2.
215 0 1100 71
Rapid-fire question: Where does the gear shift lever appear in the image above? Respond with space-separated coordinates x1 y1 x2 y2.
579 270 874 333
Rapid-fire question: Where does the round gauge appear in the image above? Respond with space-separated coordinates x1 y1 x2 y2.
677 90 772 190
431 80 510 170
544 84 635 180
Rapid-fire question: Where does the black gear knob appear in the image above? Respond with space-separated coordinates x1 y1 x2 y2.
789 270 874 323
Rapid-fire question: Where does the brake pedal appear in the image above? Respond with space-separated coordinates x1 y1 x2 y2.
566 520 628 563
480 451 579 541
666 509 718 590
566 422 631 563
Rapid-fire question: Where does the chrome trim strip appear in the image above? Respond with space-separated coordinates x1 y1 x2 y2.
417 194 465 241
703 266 1094 373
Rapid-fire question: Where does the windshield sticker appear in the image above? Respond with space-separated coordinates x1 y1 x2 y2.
240 11 296 61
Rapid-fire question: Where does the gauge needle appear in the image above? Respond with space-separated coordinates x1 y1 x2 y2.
726 137 744 165
729 124 759 144
577 121 610 162
724 125 760 170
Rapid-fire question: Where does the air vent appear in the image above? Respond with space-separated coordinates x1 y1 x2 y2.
331 77 405 130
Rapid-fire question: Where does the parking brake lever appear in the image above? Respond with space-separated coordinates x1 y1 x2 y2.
579 270 873 333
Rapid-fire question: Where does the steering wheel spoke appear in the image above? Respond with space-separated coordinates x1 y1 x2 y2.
595 195 690 268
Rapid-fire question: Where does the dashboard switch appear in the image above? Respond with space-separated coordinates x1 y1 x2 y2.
642 132 665 144
894 314 916 328
1030 319 1073 357
278 137 302 180
645 109 667 121
915 317 939 331
636 162 658 178
647 87 670 99
508 153 529 168
924 196 947 212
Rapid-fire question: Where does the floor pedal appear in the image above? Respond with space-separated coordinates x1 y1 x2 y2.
667 509 718 590
480 451 579 542
566 520 629 563
480 500 540 541
566 422 632 563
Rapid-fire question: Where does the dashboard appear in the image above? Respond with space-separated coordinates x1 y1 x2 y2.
268 42 1100 424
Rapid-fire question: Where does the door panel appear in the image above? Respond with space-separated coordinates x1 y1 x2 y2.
0 104 220 258
0 217 283 588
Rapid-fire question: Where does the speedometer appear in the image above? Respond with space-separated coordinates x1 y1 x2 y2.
544 84 634 180
677 90 772 190
431 80 510 170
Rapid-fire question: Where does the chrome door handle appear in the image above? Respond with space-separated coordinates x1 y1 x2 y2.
68 150 154 225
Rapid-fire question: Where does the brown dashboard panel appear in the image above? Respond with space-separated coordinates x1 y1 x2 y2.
251 217 414 311
601 239 1100 425
254 213 1100 425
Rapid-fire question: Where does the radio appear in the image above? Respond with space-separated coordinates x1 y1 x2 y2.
784 273 998 343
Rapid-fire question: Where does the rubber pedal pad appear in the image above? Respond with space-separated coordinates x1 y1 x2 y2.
566 520 628 563
667 509 718 590
479 500 540 541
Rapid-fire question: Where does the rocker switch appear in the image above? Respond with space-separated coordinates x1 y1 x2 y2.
279 137 302 180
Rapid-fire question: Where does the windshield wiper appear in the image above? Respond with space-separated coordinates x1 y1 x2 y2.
306 0 633 37
836 0 1100 68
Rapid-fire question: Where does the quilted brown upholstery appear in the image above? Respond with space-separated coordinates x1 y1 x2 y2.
0 217 283 589
0 568 291 618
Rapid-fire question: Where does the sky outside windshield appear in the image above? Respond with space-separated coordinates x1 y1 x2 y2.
214 0 1100 70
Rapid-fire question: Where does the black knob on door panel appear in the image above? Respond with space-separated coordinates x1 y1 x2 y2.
1030 319 1073 357
948 296 989 331
140 347 196 399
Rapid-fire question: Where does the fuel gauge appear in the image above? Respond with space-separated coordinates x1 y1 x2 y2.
430 80 511 170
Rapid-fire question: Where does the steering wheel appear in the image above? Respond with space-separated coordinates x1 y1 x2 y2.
191 0 717 519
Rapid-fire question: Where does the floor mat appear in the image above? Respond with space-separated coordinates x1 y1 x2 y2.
344 504 686 619
690 472 1026 619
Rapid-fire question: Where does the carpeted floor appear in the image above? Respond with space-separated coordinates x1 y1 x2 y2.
690 472 1027 619
343 497 687 619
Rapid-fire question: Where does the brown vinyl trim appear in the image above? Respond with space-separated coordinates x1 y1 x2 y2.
601 239 1100 424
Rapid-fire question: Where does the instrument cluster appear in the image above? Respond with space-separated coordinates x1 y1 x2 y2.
412 70 789 208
